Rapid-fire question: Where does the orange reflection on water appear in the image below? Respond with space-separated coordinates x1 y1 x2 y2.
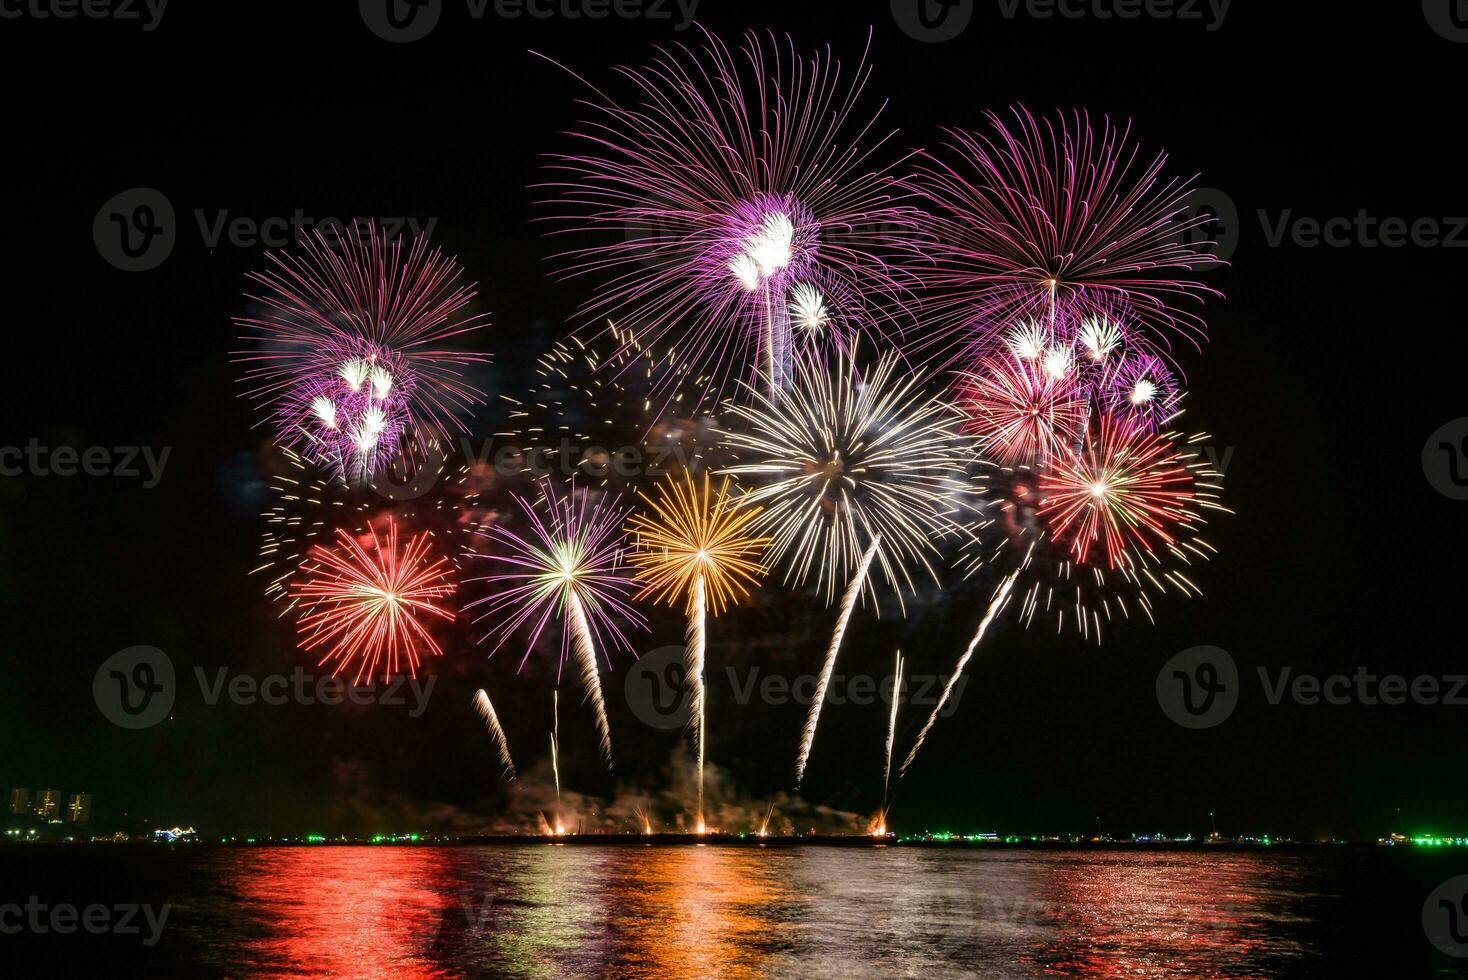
222 848 455 979
598 847 799 978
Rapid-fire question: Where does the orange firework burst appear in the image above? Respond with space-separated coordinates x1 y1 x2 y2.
1038 413 1215 570
627 471 768 832
627 472 768 615
291 517 457 681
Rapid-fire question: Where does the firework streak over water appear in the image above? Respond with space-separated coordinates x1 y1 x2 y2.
464 481 647 767
905 105 1221 372
722 349 973 783
472 689 517 780
628 472 769 830
234 224 490 484
290 517 457 683
538 27 918 405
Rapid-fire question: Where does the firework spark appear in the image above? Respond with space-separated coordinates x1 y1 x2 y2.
472 689 517 780
723 349 970 607
628 471 769 829
235 224 490 483
905 105 1220 371
539 29 917 405
1103 353 1181 431
465 481 647 767
291 518 457 682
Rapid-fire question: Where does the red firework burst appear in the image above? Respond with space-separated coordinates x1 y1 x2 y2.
956 352 1085 467
1037 414 1204 569
291 518 457 681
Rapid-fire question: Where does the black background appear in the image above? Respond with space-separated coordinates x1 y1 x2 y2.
1 0 1464 842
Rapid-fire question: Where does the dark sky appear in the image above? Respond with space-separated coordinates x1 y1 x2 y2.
2 0 1465 842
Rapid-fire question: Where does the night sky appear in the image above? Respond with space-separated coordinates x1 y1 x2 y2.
2 0 1465 842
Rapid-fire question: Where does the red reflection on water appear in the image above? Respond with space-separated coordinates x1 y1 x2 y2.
1026 853 1292 978
223 848 454 979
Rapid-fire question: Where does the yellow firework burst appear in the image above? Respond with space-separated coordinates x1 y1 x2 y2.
628 472 769 615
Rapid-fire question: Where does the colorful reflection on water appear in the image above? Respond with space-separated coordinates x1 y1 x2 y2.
172 846 1451 977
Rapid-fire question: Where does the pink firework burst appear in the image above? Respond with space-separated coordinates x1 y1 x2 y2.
291 517 457 682
235 223 490 484
905 105 1221 372
538 28 918 404
956 352 1086 467
1037 412 1208 570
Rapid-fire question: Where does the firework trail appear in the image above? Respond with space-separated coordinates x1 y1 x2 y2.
538 28 917 406
795 535 879 786
472 689 516 780
465 481 646 769
627 471 768 825
564 589 613 767
551 690 561 801
900 572 1018 779
882 649 903 830
905 105 1221 372
290 518 457 682
235 224 490 484
688 574 707 831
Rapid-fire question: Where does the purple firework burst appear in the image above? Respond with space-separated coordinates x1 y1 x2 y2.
463 480 647 674
538 28 919 405
234 224 490 484
1103 352 1181 431
905 105 1222 373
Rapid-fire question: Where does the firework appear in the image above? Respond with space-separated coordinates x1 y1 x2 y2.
877 648 903 835
539 29 916 405
955 350 1085 467
253 441 487 609
905 105 1220 371
235 224 490 484
627 472 769 831
1102 353 1181 431
290 517 457 682
899 572 1017 778
465 481 647 767
1038 412 1210 570
722 348 971 783
963 415 1228 641
472 689 517 780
